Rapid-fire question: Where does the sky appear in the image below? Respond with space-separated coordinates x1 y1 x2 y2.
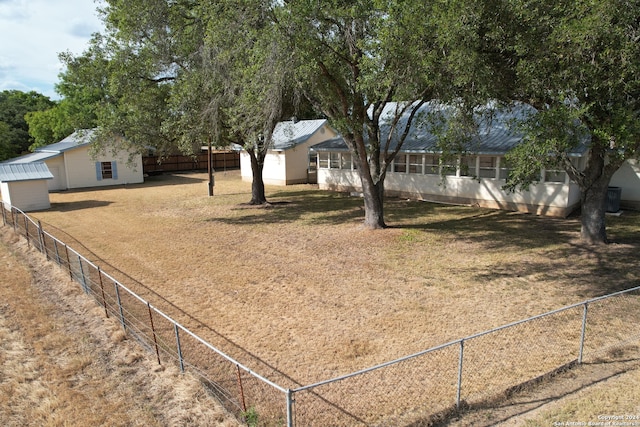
0 0 104 100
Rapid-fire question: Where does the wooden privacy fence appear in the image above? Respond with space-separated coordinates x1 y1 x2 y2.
3 203 640 426
143 151 240 174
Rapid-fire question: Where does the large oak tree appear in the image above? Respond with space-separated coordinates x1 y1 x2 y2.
277 0 515 228
505 0 640 244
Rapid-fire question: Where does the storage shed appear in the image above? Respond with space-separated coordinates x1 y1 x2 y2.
239 119 338 185
0 162 54 211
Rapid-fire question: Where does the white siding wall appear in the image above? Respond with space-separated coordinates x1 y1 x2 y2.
610 159 640 208
1 180 51 211
64 146 144 189
317 168 581 217
44 156 67 191
241 124 338 185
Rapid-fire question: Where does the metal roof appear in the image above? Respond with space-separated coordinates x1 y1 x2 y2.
271 119 328 150
0 162 54 182
35 129 95 153
311 103 590 156
2 129 95 165
3 151 62 164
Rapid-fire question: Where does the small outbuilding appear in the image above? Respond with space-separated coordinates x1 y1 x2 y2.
0 162 54 211
4 129 144 191
239 119 338 185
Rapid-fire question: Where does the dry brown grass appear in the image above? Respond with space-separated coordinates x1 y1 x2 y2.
22 172 639 396
0 228 240 427
28 170 640 389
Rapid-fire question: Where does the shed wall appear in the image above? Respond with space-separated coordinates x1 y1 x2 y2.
1 180 51 211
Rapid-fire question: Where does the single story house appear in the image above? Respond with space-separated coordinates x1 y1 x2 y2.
0 162 53 211
3 130 144 191
310 102 607 217
239 119 338 185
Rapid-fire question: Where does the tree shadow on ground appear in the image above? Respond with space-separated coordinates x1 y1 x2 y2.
389 203 640 297
48 200 113 212
427 351 640 427
209 189 365 225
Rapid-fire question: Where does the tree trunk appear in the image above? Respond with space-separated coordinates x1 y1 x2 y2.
580 181 609 244
248 151 267 205
361 175 386 229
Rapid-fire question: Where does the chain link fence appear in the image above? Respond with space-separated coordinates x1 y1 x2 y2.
3 205 639 426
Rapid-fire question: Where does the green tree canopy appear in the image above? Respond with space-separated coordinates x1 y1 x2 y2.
505 0 640 244
0 90 55 160
278 0 514 228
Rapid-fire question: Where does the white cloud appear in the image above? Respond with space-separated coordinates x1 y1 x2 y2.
0 0 104 99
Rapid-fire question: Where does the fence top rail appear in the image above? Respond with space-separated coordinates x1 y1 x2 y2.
293 339 461 393
294 284 640 392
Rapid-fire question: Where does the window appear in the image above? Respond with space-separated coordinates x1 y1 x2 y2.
101 162 113 179
393 155 407 173
425 155 439 175
308 153 317 172
329 152 341 169
341 153 352 170
441 157 457 176
96 161 117 181
460 156 476 177
544 169 566 183
318 152 329 169
479 157 497 178
498 157 510 180
408 155 423 174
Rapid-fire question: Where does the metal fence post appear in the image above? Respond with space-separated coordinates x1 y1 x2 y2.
147 302 161 365
236 365 247 413
114 283 126 332
456 339 465 409
287 389 294 427
97 267 109 318
37 221 47 258
53 240 61 265
1 204 6 226
24 215 30 248
78 255 88 293
64 244 73 280
578 302 589 364
174 323 184 373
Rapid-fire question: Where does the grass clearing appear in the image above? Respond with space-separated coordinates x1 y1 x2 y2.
19 170 640 424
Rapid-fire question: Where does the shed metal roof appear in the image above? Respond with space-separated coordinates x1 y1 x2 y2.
0 162 54 182
272 119 328 150
35 129 95 153
3 129 96 165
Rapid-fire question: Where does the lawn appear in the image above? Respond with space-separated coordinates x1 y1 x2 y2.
30 170 640 389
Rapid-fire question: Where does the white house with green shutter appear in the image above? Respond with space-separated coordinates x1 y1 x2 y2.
3 130 143 191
